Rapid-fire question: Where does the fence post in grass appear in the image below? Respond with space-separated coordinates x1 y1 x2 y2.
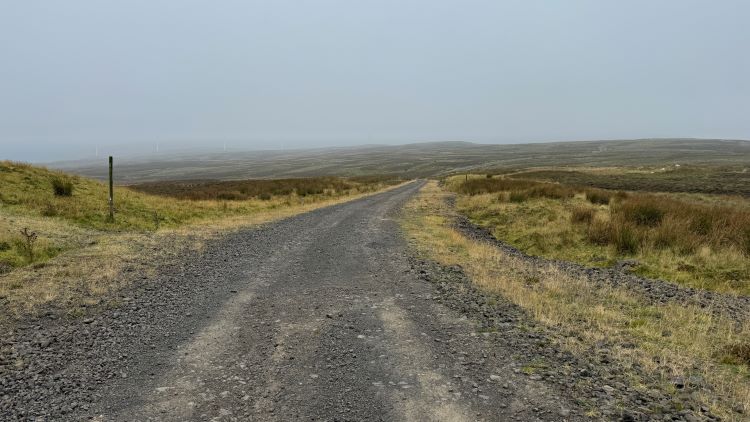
465 173 468 182
108 156 114 222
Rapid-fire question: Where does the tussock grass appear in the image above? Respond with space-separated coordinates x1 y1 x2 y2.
724 343 750 366
525 183 575 200
611 195 750 255
586 217 611 246
570 206 594 224
584 188 622 205
447 176 575 202
449 177 540 195
50 176 74 196
130 175 402 201
447 174 750 294
516 166 750 197
402 181 750 419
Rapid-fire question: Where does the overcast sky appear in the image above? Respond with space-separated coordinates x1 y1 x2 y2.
1 1 749 162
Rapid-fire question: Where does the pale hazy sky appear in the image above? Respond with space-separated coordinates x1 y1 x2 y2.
1 1 749 161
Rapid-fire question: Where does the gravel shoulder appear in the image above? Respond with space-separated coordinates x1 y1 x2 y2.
0 181 703 421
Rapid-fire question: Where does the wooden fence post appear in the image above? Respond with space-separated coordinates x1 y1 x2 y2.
108 156 114 222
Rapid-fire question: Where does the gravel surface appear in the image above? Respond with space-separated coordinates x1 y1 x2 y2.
454 215 750 321
0 181 710 421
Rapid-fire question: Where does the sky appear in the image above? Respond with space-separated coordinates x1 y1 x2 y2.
1 1 749 162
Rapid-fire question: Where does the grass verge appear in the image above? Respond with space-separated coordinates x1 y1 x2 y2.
401 181 750 419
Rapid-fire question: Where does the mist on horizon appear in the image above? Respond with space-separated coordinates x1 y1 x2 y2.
1 1 749 162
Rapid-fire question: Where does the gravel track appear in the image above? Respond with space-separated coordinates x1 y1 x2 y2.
0 181 708 421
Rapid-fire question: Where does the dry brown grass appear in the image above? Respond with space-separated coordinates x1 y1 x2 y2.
612 195 750 255
447 177 539 195
449 174 750 259
447 173 750 294
570 206 594 224
584 187 628 205
448 177 575 202
575 193 750 259
130 176 402 201
401 181 750 419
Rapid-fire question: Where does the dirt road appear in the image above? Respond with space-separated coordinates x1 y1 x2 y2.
6 182 625 420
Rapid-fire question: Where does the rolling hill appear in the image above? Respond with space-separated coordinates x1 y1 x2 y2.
51 138 750 183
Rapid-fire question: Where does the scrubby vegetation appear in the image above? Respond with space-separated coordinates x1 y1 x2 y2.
607 195 750 255
448 177 575 202
51 176 74 196
450 177 540 195
513 166 750 197
446 174 750 294
570 206 594 224
129 175 402 201
584 188 619 205
0 226 61 269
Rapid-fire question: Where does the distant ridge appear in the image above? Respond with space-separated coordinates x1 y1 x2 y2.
51 138 750 183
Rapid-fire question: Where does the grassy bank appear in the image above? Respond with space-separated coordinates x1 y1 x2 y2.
0 161 403 319
401 181 750 419
445 175 750 295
